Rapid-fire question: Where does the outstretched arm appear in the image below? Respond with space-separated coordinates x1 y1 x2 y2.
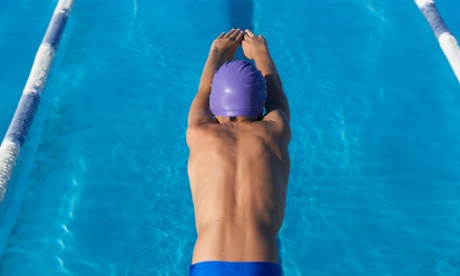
242 30 290 121
188 29 244 126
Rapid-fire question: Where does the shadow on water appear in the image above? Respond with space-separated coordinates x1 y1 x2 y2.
227 0 254 59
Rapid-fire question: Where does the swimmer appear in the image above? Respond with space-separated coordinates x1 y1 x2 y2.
187 29 291 275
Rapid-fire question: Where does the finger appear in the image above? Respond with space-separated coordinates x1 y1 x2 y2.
258 34 266 41
225 29 236 38
217 32 225 39
245 29 255 37
230 29 242 40
235 30 244 43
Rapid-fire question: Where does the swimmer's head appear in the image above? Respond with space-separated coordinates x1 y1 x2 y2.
210 60 267 118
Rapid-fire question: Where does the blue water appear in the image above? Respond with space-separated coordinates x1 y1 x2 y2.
1 0 460 275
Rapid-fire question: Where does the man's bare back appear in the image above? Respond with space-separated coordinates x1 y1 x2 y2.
187 29 290 274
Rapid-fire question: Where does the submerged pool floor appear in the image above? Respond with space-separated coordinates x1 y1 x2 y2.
1 0 460 275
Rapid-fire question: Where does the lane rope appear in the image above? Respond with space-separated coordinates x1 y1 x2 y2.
0 0 75 205
415 0 460 83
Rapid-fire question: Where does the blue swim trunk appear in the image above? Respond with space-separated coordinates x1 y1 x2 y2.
190 261 281 276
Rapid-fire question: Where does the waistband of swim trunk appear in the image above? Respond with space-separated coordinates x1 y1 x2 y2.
190 261 281 274
191 261 280 268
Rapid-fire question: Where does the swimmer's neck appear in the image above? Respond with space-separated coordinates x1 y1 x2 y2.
214 115 261 124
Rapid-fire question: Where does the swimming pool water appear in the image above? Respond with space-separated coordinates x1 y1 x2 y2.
1 0 460 275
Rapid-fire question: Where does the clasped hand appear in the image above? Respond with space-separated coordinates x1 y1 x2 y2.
210 29 268 61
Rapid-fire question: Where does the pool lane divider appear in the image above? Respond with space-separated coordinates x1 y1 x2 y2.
415 0 460 83
0 0 74 205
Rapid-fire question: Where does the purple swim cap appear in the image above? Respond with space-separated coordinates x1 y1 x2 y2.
210 60 267 117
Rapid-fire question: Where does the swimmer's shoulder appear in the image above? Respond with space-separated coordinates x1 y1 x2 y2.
186 122 229 147
263 109 289 124
261 110 291 142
